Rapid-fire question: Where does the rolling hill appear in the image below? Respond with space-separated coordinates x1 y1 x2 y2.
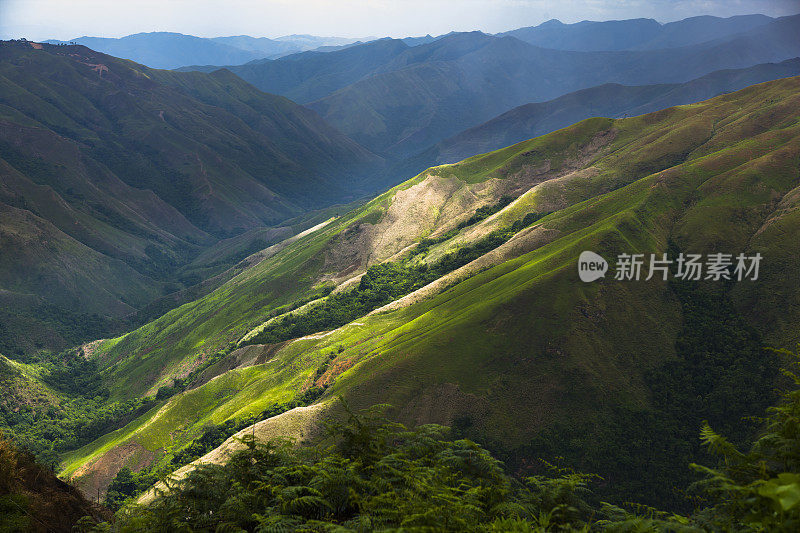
45 77 800 512
0 40 381 355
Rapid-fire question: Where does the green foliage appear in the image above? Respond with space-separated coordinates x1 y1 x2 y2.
459 196 514 228
689 350 800 531
103 467 162 513
92 405 611 532
249 211 549 345
101 388 330 510
0 396 154 469
40 349 108 398
512 266 779 512
169 393 325 469
0 350 154 467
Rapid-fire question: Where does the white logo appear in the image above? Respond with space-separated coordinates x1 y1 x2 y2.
578 251 608 282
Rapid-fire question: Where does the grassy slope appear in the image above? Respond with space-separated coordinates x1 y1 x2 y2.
65 77 800 499
89 115 618 400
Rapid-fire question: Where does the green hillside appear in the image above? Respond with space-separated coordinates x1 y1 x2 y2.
44 76 800 512
0 40 381 355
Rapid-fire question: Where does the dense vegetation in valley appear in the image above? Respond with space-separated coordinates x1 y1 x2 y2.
0 351 154 468
508 272 780 511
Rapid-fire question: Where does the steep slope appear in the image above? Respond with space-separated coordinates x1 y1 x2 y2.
499 14 773 51
61 78 800 508
0 427 108 532
308 18 800 157
413 58 800 168
0 40 381 354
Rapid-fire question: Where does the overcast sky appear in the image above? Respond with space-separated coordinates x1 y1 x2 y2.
1 0 798 41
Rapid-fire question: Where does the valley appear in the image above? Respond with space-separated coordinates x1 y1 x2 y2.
37 76 800 513
1 7 800 531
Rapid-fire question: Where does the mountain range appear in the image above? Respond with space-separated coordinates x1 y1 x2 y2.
498 14 774 50
410 57 800 169
44 32 366 69
190 15 800 158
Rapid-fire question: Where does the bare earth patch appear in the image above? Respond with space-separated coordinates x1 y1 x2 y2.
70 442 156 501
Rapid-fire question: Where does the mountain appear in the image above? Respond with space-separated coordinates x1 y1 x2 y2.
43 32 369 69
0 40 380 355
499 14 773 51
306 16 800 157
203 38 413 104
46 77 800 511
44 32 266 69
412 58 800 168
210 34 362 59
498 17 662 51
634 14 776 50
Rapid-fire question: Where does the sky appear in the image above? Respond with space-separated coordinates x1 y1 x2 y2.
1 0 799 41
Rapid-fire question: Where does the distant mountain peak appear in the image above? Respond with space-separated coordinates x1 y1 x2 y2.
538 19 564 26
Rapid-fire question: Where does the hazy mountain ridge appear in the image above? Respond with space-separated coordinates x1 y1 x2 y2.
305 16 800 157
187 15 800 159
44 32 368 69
499 13 774 51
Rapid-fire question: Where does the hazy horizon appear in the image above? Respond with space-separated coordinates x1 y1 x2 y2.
1 0 799 42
